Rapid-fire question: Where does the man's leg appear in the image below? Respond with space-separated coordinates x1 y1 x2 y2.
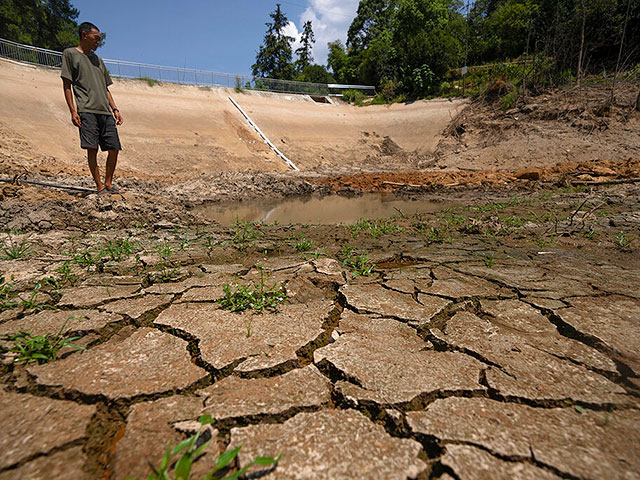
104 150 118 190
87 148 104 191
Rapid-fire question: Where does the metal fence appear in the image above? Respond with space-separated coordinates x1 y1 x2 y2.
0 37 374 96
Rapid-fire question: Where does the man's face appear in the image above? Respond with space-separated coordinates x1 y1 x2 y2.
82 29 101 50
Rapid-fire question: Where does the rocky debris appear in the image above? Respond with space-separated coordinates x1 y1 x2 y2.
154 301 332 373
58 285 140 308
0 309 122 336
439 445 561 480
231 409 426 479
28 328 207 399
407 397 640 479
422 267 513 299
432 311 626 403
480 299 617 373
0 447 89 480
100 294 173 319
558 295 640 375
314 312 484 405
198 365 331 421
112 396 218 480
0 390 95 470
340 283 448 324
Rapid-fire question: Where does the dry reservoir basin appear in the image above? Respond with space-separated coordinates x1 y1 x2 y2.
193 193 457 225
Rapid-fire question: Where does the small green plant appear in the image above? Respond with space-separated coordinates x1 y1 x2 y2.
613 231 633 249
126 414 280 480
479 252 495 268
72 247 97 270
1 236 31 259
99 237 140 261
232 220 262 250
0 275 18 311
341 247 375 278
56 261 79 285
1 321 85 364
138 76 158 87
342 89 365 105
218 267 286 312
294 235 313 252
348 218 402 239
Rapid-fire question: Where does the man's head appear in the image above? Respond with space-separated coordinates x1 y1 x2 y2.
78 22 101 51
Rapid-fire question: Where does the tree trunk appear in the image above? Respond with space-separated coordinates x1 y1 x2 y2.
576 0 586 86
610 0 632 105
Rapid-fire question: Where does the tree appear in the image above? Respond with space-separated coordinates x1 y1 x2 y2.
327 40 358 83
252 4 295 80
295 64 335 84
0 0 80 50
295 20 315 74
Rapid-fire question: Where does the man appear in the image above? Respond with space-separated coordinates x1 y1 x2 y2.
61 22 124 195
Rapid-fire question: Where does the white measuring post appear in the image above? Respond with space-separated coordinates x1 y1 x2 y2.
228 96 299 171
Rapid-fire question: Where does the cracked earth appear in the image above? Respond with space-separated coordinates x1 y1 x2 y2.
1 187 639 480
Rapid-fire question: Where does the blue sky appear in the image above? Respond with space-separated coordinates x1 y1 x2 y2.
72 0 359 75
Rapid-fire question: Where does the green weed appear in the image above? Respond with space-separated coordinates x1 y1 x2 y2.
341 247 375 278
347 218 402 239
218 267 285 312
479 252 495 268
126 414 280 480
137 76 158 87
232 220 262 250
613 231 634 249
294 235 313 252
0 275 17 311
1 321 85 364
1 236 31 259
56 261 79 285
99 237 140 261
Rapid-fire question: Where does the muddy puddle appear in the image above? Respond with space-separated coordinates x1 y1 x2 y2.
193 193 457 225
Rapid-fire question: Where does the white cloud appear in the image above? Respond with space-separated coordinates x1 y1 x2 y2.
282 21 302 52
292 0 360 66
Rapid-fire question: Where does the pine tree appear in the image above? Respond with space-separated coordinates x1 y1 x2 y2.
252 4 295 80
295 20 315 74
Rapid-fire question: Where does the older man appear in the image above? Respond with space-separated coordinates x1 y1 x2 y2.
61 21 124 195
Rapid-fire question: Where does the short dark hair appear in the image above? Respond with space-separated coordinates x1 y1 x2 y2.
78 22 99 39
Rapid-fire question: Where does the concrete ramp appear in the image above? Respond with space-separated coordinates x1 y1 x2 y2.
0 58 464 180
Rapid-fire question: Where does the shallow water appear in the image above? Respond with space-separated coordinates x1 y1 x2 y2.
193 193 457 225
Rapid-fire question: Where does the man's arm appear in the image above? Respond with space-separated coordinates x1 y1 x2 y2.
62 78 81 127
106 89 123 125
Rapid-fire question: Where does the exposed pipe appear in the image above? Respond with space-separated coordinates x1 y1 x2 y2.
0 177 95 193
228 95 299 171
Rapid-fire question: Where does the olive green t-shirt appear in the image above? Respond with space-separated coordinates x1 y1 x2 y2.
61 48 113 115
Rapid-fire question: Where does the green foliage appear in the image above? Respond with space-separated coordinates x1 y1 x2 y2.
342 89 366 105
1 236 31 259
252 4 295 80
294 235 313 252
218 267 286 312
126 415 281 480
295 20 315 73
613 231 634 249
348 218 403 239
99 237 140 261
295 64 335 84
341 246 375 278
232 220 262 250
138 77 158 87
1 321 85 364
0 275 17 312
0 0 80 50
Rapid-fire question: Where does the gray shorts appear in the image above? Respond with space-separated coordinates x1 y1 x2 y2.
79 112 122 151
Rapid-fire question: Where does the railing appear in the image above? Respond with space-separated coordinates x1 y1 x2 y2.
0 37 375 96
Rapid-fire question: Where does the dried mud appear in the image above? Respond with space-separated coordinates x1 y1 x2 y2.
1 79 640 479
